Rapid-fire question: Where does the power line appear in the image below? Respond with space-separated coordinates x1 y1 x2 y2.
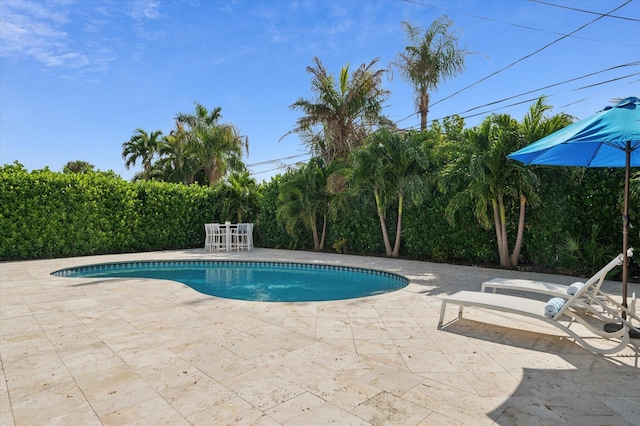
250 158 310 176
530 0 640 22
561 78 640 108
430 0 634 108
432 73 640 123
453 62 640 116
246 152 310 167
402 0 638 46
392 61 640 125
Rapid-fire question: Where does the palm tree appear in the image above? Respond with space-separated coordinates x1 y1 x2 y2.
277 160 332 251
176 102 222 131
349 129 429 258
394 16 469 130
63 160 95 174
285 57 393 164
122 128 163 180
197 124 248 186
220 171 259 223
442 98 573 267
175 103 249 186
156 129 198 184
445 114 526 267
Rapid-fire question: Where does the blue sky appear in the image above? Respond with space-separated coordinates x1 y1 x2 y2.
1 0 638 182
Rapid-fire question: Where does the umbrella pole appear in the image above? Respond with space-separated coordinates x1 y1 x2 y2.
621 141 631 315
604 142 631 333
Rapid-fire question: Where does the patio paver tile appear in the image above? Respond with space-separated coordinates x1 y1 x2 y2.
1 248 638 425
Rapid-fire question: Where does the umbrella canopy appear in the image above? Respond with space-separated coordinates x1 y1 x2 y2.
508 96 640 167
508 96 640 311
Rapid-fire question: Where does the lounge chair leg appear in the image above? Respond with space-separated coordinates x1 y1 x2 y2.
458 305 464 319
438 301 447 328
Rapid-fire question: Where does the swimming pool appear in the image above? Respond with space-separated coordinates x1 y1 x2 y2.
52 261 409 302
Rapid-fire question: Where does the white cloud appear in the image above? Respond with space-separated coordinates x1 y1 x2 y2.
0 4 70 63
0 0 122 76
128 0 161 20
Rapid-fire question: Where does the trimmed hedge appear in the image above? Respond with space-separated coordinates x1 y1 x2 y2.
0 163 226 260
2 162 638 281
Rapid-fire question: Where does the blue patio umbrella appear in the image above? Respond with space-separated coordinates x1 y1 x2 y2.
508 96 640 312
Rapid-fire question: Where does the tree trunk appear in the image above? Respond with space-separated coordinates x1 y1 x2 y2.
374 190 393 256
391 195 404 258
319 214 327 251
311 220 320 251
491 199 502 261
420 91 429 131
499 197 511 267
208 166 217 187
492 198 510 267
510 194 527 267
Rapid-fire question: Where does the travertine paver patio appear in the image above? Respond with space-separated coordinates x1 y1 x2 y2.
1 248 638 425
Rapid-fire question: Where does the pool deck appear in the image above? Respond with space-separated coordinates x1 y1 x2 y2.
1 248 639 425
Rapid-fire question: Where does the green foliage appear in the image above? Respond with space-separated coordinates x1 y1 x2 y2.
394 16 469 130
347 129 430 257
3 153 637 283
333 238 348 254
0 162 226 260
286 57 392 163
558 224 614 276
255 175 312 250
526 167 639 279
327 192 388 255
403 194 497 263
276 160 332 250
217 172 261 223
63 160 95 174
1 163 138 259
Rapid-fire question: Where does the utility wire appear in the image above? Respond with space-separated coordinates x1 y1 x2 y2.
561 78 640 108
402 0 638 46
530 0 640 22
431 73 640 122
430 0 634 108
246 153 309 167
251 158 311 176
394 61 639 124
454 62 640 116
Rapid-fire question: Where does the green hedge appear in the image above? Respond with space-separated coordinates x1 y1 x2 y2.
0 163 225 260
2 162 638 281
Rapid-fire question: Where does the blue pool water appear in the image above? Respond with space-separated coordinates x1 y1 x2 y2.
52 261 409 302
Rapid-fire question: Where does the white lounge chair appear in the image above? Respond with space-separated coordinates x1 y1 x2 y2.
481 249 633 299
481 249 634 319
439 271 639 355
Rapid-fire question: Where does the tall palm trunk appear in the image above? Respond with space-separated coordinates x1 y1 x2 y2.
391 194 404 258
510 194 527 267
319 213 327 251
311 217 320 251
499 197 510 267
374 189 393 256
419 91 429 131
492 198 511 267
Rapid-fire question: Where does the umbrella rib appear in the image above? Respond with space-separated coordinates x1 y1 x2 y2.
588 142 606 166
